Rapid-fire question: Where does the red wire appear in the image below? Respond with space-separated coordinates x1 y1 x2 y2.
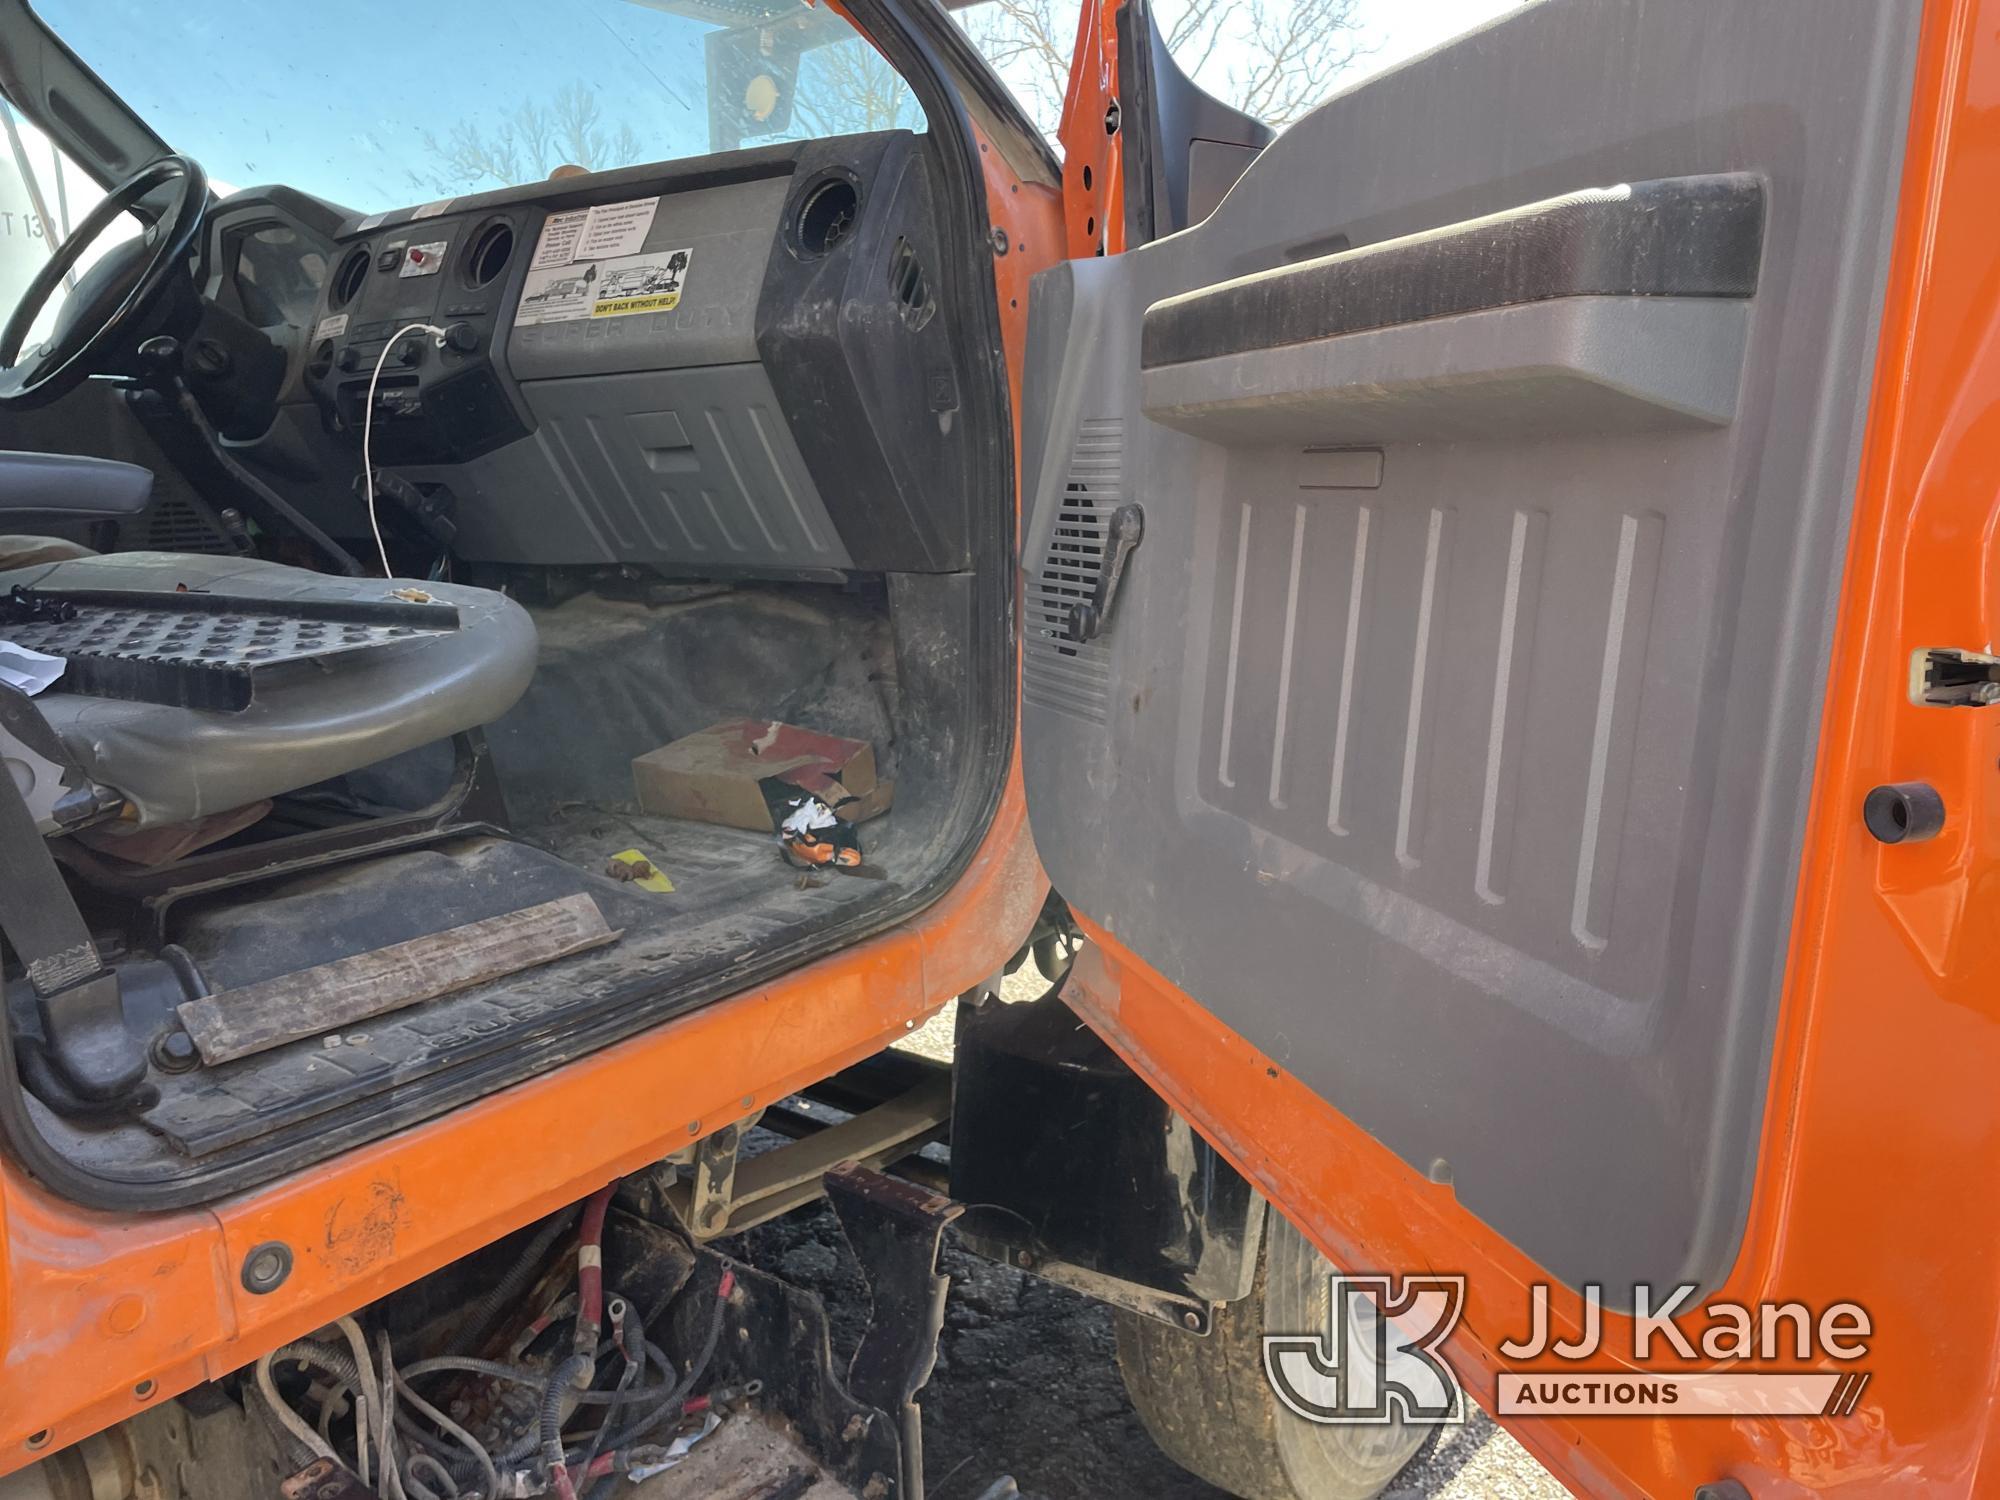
576 1181 617 1347
550 1182 620 1500
570 1251 738 1491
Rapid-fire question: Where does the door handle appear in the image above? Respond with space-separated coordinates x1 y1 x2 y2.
1063 502 1144 643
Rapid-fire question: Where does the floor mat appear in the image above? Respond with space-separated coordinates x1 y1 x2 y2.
126 818 901 1159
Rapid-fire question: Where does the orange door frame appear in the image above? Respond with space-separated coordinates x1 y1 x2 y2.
1057 0 1125 260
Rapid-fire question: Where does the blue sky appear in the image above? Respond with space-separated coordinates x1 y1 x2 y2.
27 0 1522 213
32 0 731 209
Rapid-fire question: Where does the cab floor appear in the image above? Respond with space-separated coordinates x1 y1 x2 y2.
30 811 906 1179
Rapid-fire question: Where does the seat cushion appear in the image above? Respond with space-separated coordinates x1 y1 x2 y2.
2 552 537 828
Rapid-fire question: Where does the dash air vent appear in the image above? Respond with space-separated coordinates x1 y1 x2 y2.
465 220 515 288
886 236 934 331
330 246 369 308
794 174 860 257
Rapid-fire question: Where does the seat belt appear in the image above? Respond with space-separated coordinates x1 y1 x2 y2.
0 685 143 1102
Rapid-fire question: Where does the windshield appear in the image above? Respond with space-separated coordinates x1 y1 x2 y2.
29 0 922 212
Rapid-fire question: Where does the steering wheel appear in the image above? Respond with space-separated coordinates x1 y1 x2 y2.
0 153 207 409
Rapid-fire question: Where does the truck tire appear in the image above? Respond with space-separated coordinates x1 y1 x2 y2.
1115 1213 1433 1500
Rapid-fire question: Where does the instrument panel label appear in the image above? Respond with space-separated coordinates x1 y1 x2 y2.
398 240 449 277
531 209 591 269
518 194 681 324
516 246 692 325
591 248 692 318
530 195 660 269
574 197 658 260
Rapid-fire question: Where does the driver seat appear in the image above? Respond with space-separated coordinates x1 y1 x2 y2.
0 455 537 835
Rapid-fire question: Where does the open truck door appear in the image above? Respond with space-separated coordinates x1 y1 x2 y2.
1016 0 2000 1492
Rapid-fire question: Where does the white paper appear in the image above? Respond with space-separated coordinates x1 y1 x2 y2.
0 640 65 697
530 209 590 269
780 795 838 837
573 196 658 260
625 1412 721 1481
313 313 348 341
411 197 455 220
528 196 660 270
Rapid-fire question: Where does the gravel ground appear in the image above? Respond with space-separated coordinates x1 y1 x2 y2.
731 974 1570 1500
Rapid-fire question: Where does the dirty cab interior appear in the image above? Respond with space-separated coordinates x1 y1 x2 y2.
0 0 1027 1205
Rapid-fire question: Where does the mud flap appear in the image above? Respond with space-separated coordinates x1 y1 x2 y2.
823 1160 964 1500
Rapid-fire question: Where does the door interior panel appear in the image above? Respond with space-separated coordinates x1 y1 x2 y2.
1020 0 1919 1299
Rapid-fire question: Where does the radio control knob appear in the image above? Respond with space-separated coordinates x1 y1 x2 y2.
445 322 479 353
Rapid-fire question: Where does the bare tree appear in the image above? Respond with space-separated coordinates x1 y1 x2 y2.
410 83 653 195
550 82 647 173
954 0 1077 135
790 38 926 136
956 0 1371 134
405 0 1373 199
1224 0 1370 124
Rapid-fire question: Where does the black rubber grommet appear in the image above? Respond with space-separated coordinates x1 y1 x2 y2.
241 1240 293 1295
1863 781 1946 844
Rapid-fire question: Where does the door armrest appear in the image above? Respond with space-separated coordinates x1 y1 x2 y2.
0 452 153 522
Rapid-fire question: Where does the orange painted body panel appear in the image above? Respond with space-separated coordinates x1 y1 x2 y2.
1056 0 1124 260
968 121 1065 407
1061 0 2000 1492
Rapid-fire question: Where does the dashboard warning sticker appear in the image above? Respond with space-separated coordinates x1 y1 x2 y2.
313 313 348 341
515 248 691 325
590 248 691 317
516 263 600 324
399 240 449 277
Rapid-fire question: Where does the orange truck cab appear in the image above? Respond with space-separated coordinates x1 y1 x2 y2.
0 0 1995 1496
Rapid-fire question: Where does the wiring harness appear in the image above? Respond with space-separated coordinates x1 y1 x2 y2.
253 1177 738 1499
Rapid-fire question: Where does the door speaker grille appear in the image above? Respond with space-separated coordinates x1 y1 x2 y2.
1025 417 1121 725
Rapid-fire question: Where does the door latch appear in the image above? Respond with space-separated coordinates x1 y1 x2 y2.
1063 502 1145 643
1914 647 2000 706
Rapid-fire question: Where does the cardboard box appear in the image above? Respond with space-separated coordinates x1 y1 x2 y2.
633 718 892 832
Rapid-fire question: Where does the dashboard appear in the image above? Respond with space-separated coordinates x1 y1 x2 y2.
257 131 977 580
